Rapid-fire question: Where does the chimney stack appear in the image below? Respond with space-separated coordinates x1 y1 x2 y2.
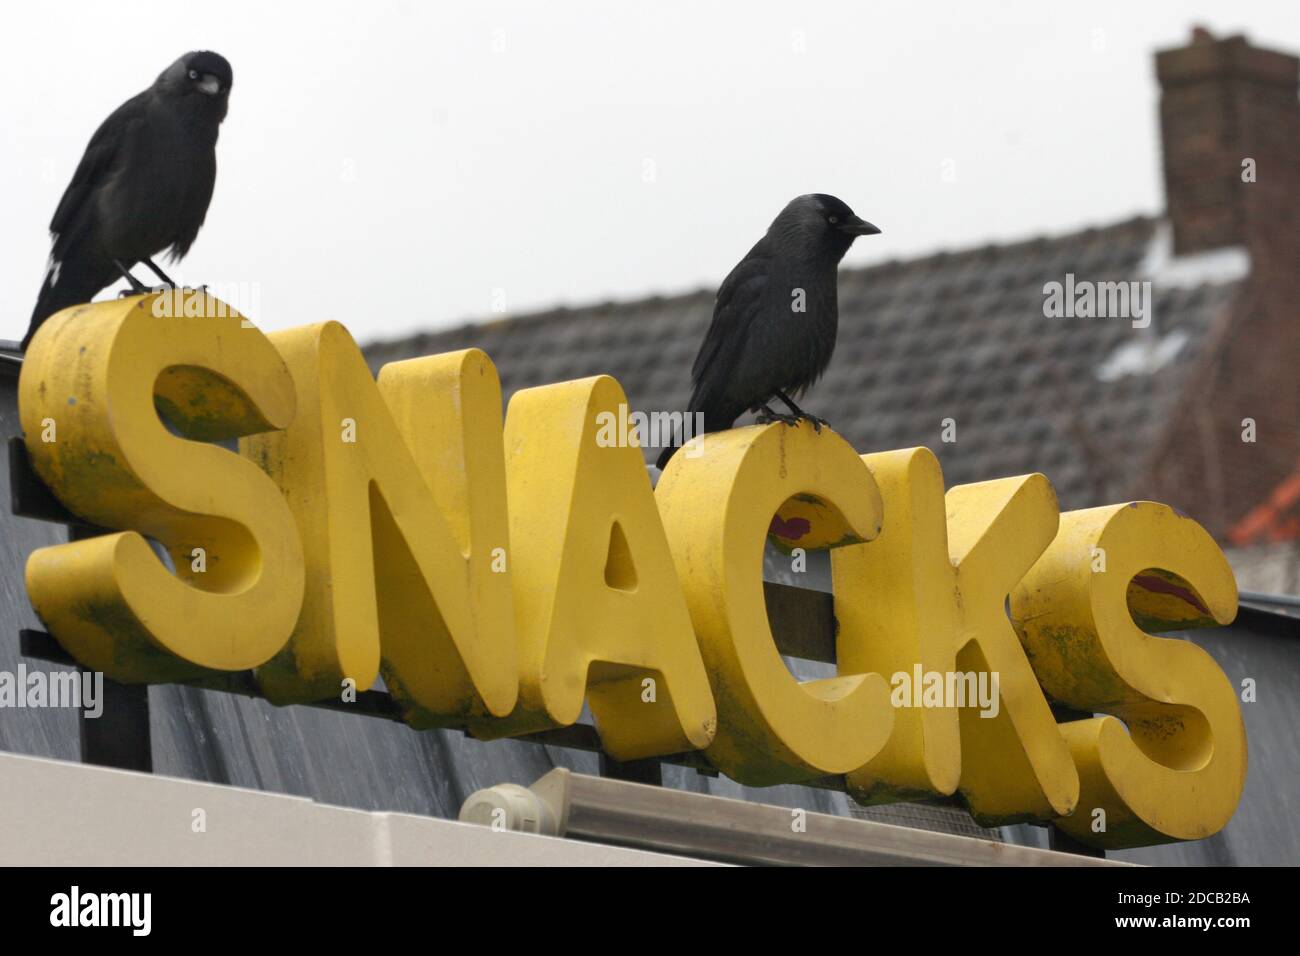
1156 28 1300 269
1142 29 1300 544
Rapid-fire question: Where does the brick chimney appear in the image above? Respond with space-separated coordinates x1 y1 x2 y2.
1137 29 1300 544
1156 28 1300 269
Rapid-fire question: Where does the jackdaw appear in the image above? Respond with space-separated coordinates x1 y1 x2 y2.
22 50 233 349
656 194 880 469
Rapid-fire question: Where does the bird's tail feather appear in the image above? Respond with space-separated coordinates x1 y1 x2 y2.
23 249 116 349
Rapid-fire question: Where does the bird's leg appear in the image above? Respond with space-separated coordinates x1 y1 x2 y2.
754 403 799 427
142 257 178 289
113 260 151 296
776 390 828 433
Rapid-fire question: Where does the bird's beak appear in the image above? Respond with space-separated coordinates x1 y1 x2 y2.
842 216 881 237
198 74 221 96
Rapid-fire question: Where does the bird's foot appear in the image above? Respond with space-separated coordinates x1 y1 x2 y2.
112 259 152 295
773 391 828 432
755 405 800 427
799 413 828 433
142 257 180 290
119 284 172 298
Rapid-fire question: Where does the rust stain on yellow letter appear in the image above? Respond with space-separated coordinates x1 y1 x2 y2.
21 293 303 680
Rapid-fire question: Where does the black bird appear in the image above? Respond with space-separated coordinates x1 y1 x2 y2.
22 51 233 349
656 194 880 469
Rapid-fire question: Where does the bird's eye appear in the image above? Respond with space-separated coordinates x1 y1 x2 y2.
188 69 200 81
828 215 839 224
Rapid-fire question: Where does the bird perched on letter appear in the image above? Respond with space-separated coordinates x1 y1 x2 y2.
22 51 233 349
656 194 880 469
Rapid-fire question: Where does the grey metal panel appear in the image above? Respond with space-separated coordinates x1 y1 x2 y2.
0 364 80 765
0 751 713 866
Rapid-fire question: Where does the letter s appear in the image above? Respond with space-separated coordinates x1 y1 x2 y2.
1010 502 1245 848
20 294 304 680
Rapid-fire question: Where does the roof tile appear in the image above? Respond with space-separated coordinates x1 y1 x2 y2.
366 216 1243 510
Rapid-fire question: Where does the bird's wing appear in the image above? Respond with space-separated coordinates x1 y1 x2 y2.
690 238 771 400
48 91 149 244
168 155 216 261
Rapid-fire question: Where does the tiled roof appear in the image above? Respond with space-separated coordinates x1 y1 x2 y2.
365 215 1244 511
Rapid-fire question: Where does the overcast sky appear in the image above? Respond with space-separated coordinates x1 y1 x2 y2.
2 1 1297 345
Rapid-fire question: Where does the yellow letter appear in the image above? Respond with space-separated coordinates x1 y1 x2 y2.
833 452 1078 823
21 294 302 680
245 324 518 728
657 422 893 785
486 375 715 759
832 449 962 802
947 473 1077 823
1011 503 1245 847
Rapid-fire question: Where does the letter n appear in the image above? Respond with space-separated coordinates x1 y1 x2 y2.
246 323 517 727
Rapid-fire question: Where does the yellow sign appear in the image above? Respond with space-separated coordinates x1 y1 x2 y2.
18 294 1247 849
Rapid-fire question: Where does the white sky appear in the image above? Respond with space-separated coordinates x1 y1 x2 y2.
2 0 1297 345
